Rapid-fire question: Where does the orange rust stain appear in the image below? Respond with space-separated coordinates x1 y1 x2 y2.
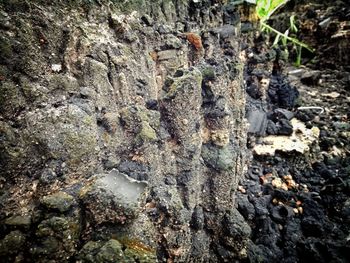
149 51 158 61
120 238 155 253
185 32 203 50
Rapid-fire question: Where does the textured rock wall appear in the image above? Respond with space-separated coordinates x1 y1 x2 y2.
0 0 248 262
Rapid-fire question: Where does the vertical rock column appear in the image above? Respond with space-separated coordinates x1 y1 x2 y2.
147 1 249 261
157 68 203 261
160 68 203 208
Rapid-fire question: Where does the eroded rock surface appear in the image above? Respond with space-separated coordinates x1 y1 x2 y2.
0 0 248 262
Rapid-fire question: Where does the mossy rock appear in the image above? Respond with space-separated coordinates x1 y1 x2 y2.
36 216 71 237
0 121 27 177
110 0 147 13
4 215 32 229
0 36 12 60
201 66 216 82
78 239 155 263
96 239 125 263
0 230 26 256
30 236 59 256
21 82 48 102
32 216 81 260
120 106 159 143
48 74 80 94
25 104 98 171
165 68 203 99
202 144 235 171
0 81 26 118
61 128 97 165
77 241 104 263
121 238 157 263
137 121 157 142
41 192 75 213
124 247 157 263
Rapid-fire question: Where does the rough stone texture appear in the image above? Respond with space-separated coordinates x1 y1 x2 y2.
41 191 75 213
30 215 81 262
0 0 247 262
0 230 26 257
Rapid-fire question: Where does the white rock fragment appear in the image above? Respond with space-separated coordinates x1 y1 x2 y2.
321 91 340 98
319 17 331 28
253 118 320 156
288 69 304 77
97 169 147 204
51 64 62 72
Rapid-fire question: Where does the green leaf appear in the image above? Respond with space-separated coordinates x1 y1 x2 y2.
257 8 268 20
256 0 314 66
281 29 289 46
290 15 298 33
261 24 269 33
273 34 281 46
256 0 290 20
295 45 302 67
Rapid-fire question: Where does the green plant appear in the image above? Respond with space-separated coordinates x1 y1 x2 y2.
255 0 314 66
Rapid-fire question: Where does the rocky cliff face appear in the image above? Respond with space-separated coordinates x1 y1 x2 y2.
0 1 249 262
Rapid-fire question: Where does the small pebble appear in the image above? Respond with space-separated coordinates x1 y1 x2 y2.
238 185 246 194
297 207 303 214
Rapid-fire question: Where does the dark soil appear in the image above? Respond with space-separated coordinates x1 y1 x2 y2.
241 0 350 262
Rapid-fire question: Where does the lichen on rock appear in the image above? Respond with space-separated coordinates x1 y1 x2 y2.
41 192 75 213
0 0 247 262
202 143 235 171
